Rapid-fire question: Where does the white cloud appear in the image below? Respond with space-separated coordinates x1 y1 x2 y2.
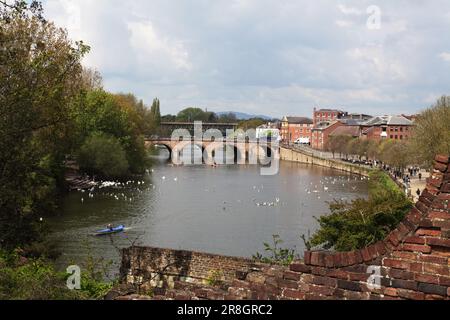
128 21 192 72
42 0 450 116
337 4 362 16
439 52 450 62
335 20 353 28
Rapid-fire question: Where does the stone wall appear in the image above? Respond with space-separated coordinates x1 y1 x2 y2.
120 247 261 292
117 154 450 300
280 147 372 176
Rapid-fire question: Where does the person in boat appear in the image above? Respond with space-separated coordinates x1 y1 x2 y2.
107 224 114 231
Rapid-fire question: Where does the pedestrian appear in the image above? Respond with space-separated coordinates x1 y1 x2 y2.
416 189 421 197
419 172 422 180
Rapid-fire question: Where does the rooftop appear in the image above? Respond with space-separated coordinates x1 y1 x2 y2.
329 125 361 137
362 115 413 126
282 116 313 125
312 121 340 130
315 109 347 113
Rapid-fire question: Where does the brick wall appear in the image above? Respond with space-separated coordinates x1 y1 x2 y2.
116 154 450 300
120 246 261 292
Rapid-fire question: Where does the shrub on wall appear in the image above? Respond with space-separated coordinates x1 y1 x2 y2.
308 171 412 252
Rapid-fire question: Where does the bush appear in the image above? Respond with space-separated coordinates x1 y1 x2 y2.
308 171 412 252
77 133 129 179
0 250 115 300
253 235 298 266
0 251 83 300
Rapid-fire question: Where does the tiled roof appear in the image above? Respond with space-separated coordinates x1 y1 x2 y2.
315 109 346 113
329 126 361 137
283 117 313 125
362 115 413 126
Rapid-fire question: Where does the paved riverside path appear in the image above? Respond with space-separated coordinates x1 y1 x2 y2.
283 144 429 201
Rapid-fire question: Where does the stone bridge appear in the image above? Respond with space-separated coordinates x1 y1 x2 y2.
113 154 450 301
145 138 279 165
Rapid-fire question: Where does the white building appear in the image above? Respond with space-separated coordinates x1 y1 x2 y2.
256 124 281 141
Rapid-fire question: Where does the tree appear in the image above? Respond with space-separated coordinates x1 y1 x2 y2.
0 5 88 248
72 90 149 175
409 96 450 167
325 136 339 158
150 98 161 124
367 140 380 160
346 139 360 159
81 68 103 91
176 107 216 122
218 113 238 123
238 118 266 131
0 0 44 22
77 133 129 179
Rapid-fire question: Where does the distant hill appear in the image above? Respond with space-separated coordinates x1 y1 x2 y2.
216 111 273 121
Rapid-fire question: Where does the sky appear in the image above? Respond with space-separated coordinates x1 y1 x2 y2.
43 0 450 118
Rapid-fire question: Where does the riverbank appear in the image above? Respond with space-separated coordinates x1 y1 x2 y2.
280 146 373 177
65 161 98 191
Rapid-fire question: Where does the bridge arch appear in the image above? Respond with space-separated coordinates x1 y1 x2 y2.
248 144 278 165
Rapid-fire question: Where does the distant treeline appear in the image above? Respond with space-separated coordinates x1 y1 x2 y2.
161 107 276 130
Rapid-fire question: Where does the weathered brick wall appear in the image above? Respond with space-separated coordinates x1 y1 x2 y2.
117 154 450 300
120 246 261 292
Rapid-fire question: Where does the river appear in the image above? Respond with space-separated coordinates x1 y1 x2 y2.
49 151 368 277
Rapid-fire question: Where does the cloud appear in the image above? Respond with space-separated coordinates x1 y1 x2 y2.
128 21 192 72
42 0 450 117
335 20 354 28
337 4 362 16
439 52 450 62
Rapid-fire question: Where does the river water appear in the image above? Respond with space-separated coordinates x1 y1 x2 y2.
49 151 368 276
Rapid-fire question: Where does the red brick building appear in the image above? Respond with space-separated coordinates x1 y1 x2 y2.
361 115 414 142
313 108 348 126
311 121 344 150
281 116 313 144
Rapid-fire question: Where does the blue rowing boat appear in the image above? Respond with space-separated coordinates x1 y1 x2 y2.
95 225 125 236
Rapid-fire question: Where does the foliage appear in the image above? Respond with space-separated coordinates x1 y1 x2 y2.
326 135 354 158
218 112 238 123
78 253 115 299
205 270 224 287
253 235 298 266
0 251 82 300
309 171 412 252
238 118 267 131
0 6 88 248
0 250 115 300
77 133 129 179
409 96 450 167
0 0 44 22
72 90 151 176
176 107 217 122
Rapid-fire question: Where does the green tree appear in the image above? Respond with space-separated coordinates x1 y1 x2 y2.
0 6 88 248
409 96 450 167
72 90 148 175
238 118 266 131
153 98 161 126
176 107 216 122
218 112 238 123
77 133 129 179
